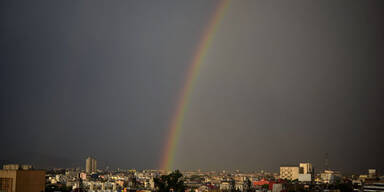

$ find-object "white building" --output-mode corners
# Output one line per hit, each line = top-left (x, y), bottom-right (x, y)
(280, 166), (299, 180)
(272, 183), (283, 192)
(298, 174), (312, 182)
(298, 163), (314, 182)
(220, 182), (230, 190)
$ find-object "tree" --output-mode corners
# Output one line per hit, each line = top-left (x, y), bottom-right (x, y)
(154, 170), (186, 192)
(244, 177), (253, 192)
(229, 178), (236, 192)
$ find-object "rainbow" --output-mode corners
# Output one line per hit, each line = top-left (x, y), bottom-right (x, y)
(160, 0), (231, 171)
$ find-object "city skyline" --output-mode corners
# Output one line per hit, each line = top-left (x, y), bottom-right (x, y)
(1, 0), (384, 174)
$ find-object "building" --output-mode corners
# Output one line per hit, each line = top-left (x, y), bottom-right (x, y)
(2, 165), (20, 171)
(86, 157), (97, 174)
(298, 174), (312, 182)
(2, 164), (32, 171)
(299, 163), (313, 174)
(219, 182), (230, 191)
(92, 158), (97, 173)
(272, 183), (283, 192)
(363, 182), (384, 192)
(86, 157), (91, 173)
(280, 166), (299, 180)
(298, 163), (314, 182)
(368, 169), (377, 178)
(320, 170), (341, 184)
(0, 169), (45, 192)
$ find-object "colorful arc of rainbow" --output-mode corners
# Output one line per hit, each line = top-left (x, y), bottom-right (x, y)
(160, 0), (230, 171)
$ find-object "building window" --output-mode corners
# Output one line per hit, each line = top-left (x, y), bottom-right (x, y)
(0, 178), (13, 192)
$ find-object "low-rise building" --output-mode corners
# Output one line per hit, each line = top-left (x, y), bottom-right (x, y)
(280, 166), (299, 180)
(298, 174), (312, 182)
(368, 169), (377, 179)
(363, 182), (384, 192)
(320, 170), (341, 184)
(219, 182), (230, 190)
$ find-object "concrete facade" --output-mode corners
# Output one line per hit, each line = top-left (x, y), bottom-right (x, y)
(280, 166), (299, 180)
(0, 170), (45, 192)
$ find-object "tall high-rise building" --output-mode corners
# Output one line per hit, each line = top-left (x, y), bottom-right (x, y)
(86, 157), (91, 173)
(86, 157), (97, 174)
(92, 158), (96, 173)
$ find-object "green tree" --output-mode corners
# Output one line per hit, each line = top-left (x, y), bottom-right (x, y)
(154, 170), (186, 192)
(244, 177), (253, 192)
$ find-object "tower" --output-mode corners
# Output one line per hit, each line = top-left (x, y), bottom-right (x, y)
(86, 157), (97, 173)
(324, 153), (329, 170)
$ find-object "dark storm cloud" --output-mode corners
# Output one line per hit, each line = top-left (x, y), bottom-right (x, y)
(0, 0), (217, 169)
(1, 0), (383, 174)
(176, 0), (384, 174)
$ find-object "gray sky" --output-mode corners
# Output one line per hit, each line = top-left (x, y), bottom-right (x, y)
(1, 0), (383, 174)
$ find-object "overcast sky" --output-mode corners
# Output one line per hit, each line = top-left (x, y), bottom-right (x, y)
(1, 0), (384, 174)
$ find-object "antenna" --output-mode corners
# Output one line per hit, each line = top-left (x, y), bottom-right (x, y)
(324, 153), (329, 170)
